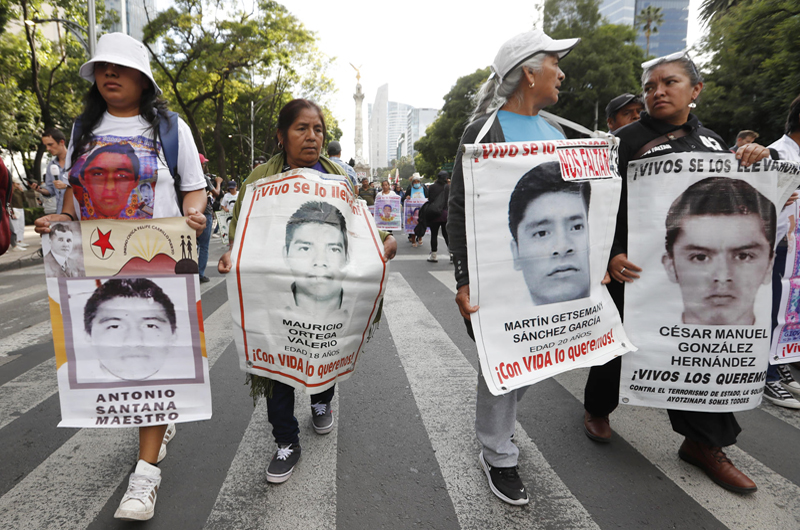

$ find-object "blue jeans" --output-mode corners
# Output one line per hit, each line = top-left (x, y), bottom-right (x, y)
(198, 212), (213, 277)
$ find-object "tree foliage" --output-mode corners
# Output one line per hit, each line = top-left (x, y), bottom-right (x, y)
(413, 67), (489, 177)
(544, 0), (646, 132)
(635, 5), (664, 56)
(696, 0), (800, 145)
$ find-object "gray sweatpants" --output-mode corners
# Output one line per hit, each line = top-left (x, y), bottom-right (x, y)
(475, 370), (528, 468)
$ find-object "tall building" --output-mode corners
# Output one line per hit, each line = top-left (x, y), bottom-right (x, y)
(388, 101), (413, 161)
(106, 0), (155, 42)
(600, 0), (689, 56)
(406, 108), (439, 159)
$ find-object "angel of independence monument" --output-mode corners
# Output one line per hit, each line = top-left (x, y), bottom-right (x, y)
(350, 64), (371, 180)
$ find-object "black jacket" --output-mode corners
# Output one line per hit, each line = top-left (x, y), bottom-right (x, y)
(607, 111), (729, 312)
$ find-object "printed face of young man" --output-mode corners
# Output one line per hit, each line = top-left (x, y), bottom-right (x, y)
(511, 191), (591, 306)
(83, 152), (138, 217)
(50, 229), (74, 259)
(285, 223), (347, 304)
(88, 296), (175, 380)
(662, 214), (772, 325)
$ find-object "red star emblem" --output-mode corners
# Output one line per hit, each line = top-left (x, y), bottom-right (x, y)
(92, 229), (115, 257)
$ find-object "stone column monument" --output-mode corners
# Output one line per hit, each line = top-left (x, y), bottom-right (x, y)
(350, 64), (370, 180)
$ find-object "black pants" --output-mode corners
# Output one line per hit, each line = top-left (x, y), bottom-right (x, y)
(267, 381), (335, 445)
(429, 221), (449, 253)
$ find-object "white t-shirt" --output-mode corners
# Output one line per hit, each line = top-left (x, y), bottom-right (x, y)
(378, 190), (399, 198)
(66, 112), (205, 220)
(221, 192), (238, 211)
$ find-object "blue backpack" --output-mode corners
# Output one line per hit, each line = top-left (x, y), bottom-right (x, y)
(71, 111), (184, 212)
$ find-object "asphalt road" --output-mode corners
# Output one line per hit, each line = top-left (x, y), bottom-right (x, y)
(0, 233), (799, 529)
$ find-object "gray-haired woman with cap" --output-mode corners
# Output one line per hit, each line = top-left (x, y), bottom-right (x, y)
(34, 32), (208, 521)
(446, 28), (580, 506)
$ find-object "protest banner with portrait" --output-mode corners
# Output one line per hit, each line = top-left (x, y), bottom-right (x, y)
(44, 218), (212, 428)
(227, 169), (388, 394)
(462, 138), (635, 395)
(768, 161), (800, 364)
(404, 198), (427, 235)
(215, 210), (233, 245)
(619, 153), (800, 412)
(374, 194), (402, 230)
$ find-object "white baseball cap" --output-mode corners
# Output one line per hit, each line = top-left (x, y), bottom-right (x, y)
(79, 32), (161, 95)
(490, 29), (580, 83)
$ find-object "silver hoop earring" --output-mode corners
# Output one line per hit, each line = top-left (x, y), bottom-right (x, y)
(529, 82), (535, 88)
(688, 101), (697, 109)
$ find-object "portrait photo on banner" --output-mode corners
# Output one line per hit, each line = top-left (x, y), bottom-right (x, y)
(628, 173), (776, 329)
(59, 275), (205, 389)
(42, 222), (86, 278)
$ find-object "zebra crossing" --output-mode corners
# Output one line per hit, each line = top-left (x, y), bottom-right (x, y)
(0, 259), (799, 529)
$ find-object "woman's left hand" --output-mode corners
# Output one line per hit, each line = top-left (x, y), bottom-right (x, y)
(602, 271), (611, 285)
(736, 143), (771, 167)
(184, 207), (207, 236)
(383, 234), (397, 261)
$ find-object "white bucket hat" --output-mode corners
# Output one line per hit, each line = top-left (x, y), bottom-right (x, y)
(79, 32), (161, 95)
(490, 29), (580, 84)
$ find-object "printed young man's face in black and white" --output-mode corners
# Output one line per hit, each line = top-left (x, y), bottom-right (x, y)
(662, 214), (772, 325)
(511, 191), (591, 306)
(88, 296), (175, 380)
(285, 223), (347, 304)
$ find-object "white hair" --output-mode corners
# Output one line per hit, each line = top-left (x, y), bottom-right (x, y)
(469, 53), (549, 124)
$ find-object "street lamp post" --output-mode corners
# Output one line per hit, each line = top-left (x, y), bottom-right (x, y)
(87, 0), (97, 56)
(28, 17), (92, 56)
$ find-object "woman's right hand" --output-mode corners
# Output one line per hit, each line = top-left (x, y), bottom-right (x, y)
(455, 284), (479, 320)
(218, 250), (232, 274)
(609, 253), (642, 283)
(34, 213), (73, 235)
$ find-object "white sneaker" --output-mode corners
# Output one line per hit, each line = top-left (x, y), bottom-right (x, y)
(114, 460), (161, 521)
(12, 245), (25, 252)
(427, 252), (438, 263)
(157, 423), (177, 463)
(776, 364), (800, 398)
(15, 242), (28, 249)
(763, 381), (800, 409)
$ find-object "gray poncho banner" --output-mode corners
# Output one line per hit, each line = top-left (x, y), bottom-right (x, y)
(620, 153), (800, 412)
(462, 138), (635, 396)
(227, 169), (387, 394)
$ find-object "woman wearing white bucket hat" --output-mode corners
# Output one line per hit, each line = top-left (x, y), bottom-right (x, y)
(34, 32), (208, 521)
(447, 28), (580, 506)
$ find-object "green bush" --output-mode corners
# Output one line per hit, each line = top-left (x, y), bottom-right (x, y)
(24, 207), (45, 225)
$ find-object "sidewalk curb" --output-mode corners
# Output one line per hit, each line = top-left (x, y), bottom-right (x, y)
(0, 253), (44, 273)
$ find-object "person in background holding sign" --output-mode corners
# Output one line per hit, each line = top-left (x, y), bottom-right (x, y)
(33, 32), (207, 521)
(582, 50), (774, 494)
(358, 177), (376, 205)
(447, 29), (580, 506)
(405, 174), (427, 247)
(765, 94), (800, 406)
(218, 98), (396, 485)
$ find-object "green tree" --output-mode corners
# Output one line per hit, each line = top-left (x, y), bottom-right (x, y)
(544, 0), (646, 131)
(696, 0), (800, 145)
(413, 67), (488, 177)
(699, 0), (740, 22)
(635, 5), (664, 57)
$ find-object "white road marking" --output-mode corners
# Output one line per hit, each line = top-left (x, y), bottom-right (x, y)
(384, 273), (598, 529)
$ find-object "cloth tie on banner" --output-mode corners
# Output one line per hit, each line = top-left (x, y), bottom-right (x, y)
(462, 137), (635, 395)
(620, 153), (800, 412)
(228, 169), (387, 394)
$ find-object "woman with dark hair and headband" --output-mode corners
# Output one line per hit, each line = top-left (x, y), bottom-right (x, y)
(34, 32), (207, 521)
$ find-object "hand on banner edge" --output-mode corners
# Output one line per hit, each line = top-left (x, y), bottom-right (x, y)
(184, 206), (207, 236)
(609, 253), (642, 284)
(735, 143), (771, 167)
(34, 213), (74, 235)
(785, 191), (799, 209)
(382, 234), (397, 261)
(218, 250), (233, 274)
(602, 271), (611, 285)
(456, 284), (479, 320)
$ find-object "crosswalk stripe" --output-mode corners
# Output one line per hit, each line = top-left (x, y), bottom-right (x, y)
(205, 393), (339, 530)
(554, 368), (800, 529)
(1, 264), (45, 276)
(0, 357), (57, 430)
(429, 270), (457, 294)
(0, 321), (52, 357)
(0, 301), (233, 530)
(0, 284), (47, 306)
(384, 272), (599, 528)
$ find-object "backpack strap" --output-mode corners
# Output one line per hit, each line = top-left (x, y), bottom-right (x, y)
(157, 111), (183, 213)
(632, 128), (690, 159)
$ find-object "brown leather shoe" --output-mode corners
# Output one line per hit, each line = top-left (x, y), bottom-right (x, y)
(678, 438), (757, 494)
(583, 411), (612, 443)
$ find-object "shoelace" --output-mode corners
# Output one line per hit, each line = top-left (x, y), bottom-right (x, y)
(776, 364), (794, 383)
(496, 466), (521, 481)
(311, 403), (328, 416)
(709, 447), (732, 465)
(124, 474), (159, 502)
(276, 446), (294, 460)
